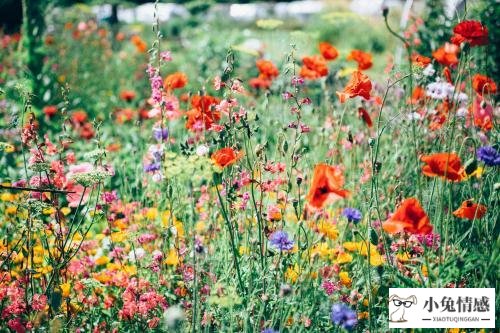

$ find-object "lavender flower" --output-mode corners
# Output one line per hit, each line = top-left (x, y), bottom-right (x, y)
(153, 127), (169, 141)
(342, 208), (362, 224)
(144, 162), (161, 172)
(330, 303), (357, 330)
(261, 329), (278, 333)
(477, 146), (500, 167)
(269, 231), (294, 251)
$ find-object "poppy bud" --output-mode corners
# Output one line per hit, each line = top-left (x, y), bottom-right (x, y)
(382, 5), (389, 18)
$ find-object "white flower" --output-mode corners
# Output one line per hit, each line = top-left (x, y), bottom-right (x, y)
(457, 107), (468, 118)
(196, 145), (209, 156)
(128, 248), (146, 262)
(408, 112), (422, 121)
(426, 81), (454, 100)
(423, 64), (435, 76)
(163, 305), (185, 329)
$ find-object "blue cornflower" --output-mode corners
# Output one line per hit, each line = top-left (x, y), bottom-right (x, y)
(269, 231), (294, 251)
(477, 146), (500, 167)
(330, 303), (357, 330)
(153, 127), (169, 141)
(342, 207), (362, 224)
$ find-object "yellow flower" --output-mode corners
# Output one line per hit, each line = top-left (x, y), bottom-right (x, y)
(422, 265), (428, 277)
(339, 271), (351, 287)
(310, 242), (335, 260)
(60, 207), (71, 215)
(369, 253), (384, 266)
(239, 246), (250, 256)
(95, 256), (110, 266)
(146, 207), (158, 220)
(358, 311), (369, 319)
(60, 282), (71, 298)
(1, 192), (15, 202)
(5, 206), (17, 215)
(195, 221), (207, 233)
(336, 252), (353, 264)
(285, 264), (301, 283)
(396, 252), (411, 262)
(165, 248), (180, 266)
(111, 231), (127, 243)
(42, 207), (56, 215)
(316, 220), (339, 240)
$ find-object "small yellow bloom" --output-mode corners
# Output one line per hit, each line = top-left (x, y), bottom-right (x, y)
(95, 256), (110, 266)
(339, 271), (351, 287)
(285, 264), (301, 283)
(165, 248), (180, 266)
(336, 252), (353, 264)
(60, 282), (71, 298)
(1, 192), (15, 202)
(60, 207), (71, 215)
(146, 207), (158, 220)
(239, 246), (250, 256)
(42, 207), (56, 215)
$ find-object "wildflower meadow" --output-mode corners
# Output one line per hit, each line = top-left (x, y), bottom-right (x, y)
(0, 0), (498, 332)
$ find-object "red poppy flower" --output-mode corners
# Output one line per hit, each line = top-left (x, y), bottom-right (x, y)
(432, 43), (459, 67)
(472, 74), (497, 96)
(319, 42), (339, 61)
(43, 105), (57, 117)
(306, 164), (349, 209)
(346, 50), (373, 70)
(453, 200), (487, 220)
(211, 147), (243, 169)
(382, 198), (433, 235)
(300, 55), (328, 80)
(71, 111), (88, 125)
(164, 72), (188, 90)
(185, 95), (220, 131)
(358, 107), (373, 128)
(451, 20), (488, 46)
(336, 70), (372, 103)
(421, 152), (464, 182)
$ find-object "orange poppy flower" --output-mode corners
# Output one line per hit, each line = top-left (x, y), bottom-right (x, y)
(185, 95), (220, 131)
(120, 90), (136, 102)
(346, 50), (373, 70)
(421, 152), (464, 182)
(211, 147), (244, 169)
(382, 198), (433, 235)
(453, 200), (487, 220)
(336, 70), (372, 103)
(249, 75), (272, 89)
(130, 35), (147, 53)
(408, 86), (426, 105)
(451, 20), (488, 47)
(432, 43), (459, 67)
(300, 55), (328, 80)
(306, 164), (349, 209)
(411, 53), (431, 67)
(472, 74), (497, 96)
(319, 42), (339, 61)
(256, 59), (279, 79)
(72, 111), (88, 124)
(164, 72), (188, 90)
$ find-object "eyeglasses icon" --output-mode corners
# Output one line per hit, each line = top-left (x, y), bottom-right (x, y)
(393, 299), (413, 308)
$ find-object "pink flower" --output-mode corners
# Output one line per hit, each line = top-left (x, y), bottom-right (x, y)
(160, 51), (172, 62)
(31, 294), (47, 311)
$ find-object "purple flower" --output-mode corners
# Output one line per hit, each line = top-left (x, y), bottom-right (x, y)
(153, 127), (169, 141)
(144, 162), (161, 172)
(269, 231), (294, 251)
(291, 76), (304, 86)
(342, 208), (362, 223)
(262, 329), (278, 333)
(477, 146), (500, 167)
(282, 91), (293, 100)
(330, 303), (357, 330)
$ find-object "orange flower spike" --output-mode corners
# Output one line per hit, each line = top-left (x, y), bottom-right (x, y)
(306, 164), (350, 209)
(211, 147), (244, 169)
(336, 70), (372, 103)
(319, 42), (339, 61)
(382, 198), (432, 235)
(346, 50), (373, 70)
(420, 152), (464, 182)
(453, 200), (487, 220)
